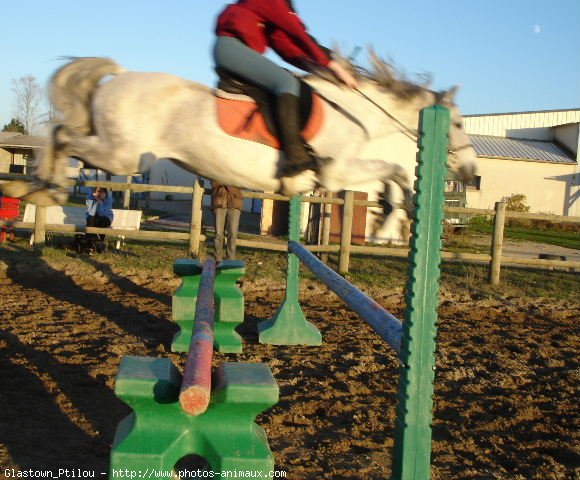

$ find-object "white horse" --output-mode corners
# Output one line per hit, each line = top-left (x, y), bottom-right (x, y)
(3, 56), (476, 232)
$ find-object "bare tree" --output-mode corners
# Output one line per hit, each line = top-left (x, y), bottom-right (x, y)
(11, 75), (43, 135)
(40, 86), (57, 129)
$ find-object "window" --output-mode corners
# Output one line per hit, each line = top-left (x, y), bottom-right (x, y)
(466, 175), (481, 190)
(445, 180), (465, 193)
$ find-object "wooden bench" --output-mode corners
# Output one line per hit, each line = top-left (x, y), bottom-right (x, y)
(23, 204), (142, 249)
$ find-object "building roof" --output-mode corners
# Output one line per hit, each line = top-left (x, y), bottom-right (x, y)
(464, 108), (580, 118)
(469, 135), (576, 164)
(0, 132), (21, 141)
(0, 133), (46, 148)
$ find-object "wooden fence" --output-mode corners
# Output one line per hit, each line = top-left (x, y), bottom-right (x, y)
(1, 174), (579, 283)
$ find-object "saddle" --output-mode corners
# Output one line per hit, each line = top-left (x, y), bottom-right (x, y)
(214, 67), (323, 149)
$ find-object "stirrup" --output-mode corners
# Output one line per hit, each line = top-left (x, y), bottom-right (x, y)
(303, 143), (332, 173)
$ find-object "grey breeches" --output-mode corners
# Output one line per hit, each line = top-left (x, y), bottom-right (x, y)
(213, 36), (300, 96)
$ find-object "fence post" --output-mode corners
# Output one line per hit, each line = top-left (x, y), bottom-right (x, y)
(320, 190), (332, 263)
(189, 179), (203, 257)
(489, 201), (506, 285)
(338, 190), (354, 275)
(123, 175), (131, 209)
(33, 205), (46, 250)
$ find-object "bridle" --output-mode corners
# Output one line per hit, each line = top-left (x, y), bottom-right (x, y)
(311, 80), (471, 159)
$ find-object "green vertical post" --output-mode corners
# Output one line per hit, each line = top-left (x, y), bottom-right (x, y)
(258, 195), (321, 345)
(392, 106), (449, 479)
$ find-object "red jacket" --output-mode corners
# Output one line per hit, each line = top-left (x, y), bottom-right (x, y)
(215, 0), (331, 68)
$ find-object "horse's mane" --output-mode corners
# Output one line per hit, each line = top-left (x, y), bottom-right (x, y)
(309, 48), (433, 102)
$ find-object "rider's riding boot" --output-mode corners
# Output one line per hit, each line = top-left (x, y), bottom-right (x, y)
(275, 93), (320, 177)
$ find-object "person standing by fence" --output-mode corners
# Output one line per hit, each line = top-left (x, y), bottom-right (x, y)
(211, 181), (243, 262)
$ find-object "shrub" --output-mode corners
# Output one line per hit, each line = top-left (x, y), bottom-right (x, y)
(503, 193), (530, 227)
(469, 214), (492, 226)
(503, 193), (530, 213)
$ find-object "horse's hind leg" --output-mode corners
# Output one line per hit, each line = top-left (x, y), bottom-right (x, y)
(22, 128), (137, 206)
(21, 126), (82, 205)
(55, 128), (141, 176)
(0, 126), (69, 204)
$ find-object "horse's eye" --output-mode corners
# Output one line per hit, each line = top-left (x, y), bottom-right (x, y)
(454, 121), (463, 129)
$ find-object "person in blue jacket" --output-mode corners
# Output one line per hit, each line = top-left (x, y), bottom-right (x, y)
(86, 187), (114, 253)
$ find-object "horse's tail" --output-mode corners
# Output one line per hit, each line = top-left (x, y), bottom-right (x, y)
(50, 57), (125, 133)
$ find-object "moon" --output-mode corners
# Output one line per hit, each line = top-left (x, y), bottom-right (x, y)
(533, 24), (542, 34)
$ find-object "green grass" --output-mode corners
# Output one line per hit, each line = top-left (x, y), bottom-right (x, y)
(468, 224), (579, 249)
(3, 226), (578, 302)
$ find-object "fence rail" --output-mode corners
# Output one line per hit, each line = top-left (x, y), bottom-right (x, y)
(1, 174), (578, 282)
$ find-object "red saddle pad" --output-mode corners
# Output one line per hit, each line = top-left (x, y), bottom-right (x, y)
(216, 94), (324, 149)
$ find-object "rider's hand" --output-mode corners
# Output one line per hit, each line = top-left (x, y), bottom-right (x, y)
(328, 60), (358, 89)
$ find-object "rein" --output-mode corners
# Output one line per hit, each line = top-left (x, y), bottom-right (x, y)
(355, 89), (418, 142)
(312, 88), (370, 138)
(310, 78), (418, 143)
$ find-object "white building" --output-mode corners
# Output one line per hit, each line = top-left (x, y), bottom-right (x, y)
(463, 109), (579, 217)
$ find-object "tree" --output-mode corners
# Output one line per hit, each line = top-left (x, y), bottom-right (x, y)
(40, 85), (56, 125)
(11, 75), (42, 135)
(1, 118), (27, 134)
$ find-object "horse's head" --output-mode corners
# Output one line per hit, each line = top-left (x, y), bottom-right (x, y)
(436, 86), (477, 182)
(346, 50), (478, 183)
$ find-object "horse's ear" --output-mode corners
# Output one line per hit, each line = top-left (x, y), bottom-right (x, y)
(439, 85), (461, 105)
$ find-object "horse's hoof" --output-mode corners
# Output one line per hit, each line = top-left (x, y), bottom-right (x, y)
(1, 180), (31, 198)
(279, 171), (317, 197)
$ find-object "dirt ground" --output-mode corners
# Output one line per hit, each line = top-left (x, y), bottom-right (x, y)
(0, 245), (578, 479)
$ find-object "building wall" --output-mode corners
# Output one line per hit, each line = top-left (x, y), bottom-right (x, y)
(463, 110), (580, 139)
(554, 124), (579, 155)
(466, 157), (578, 216)
(149, 159), (197, 201)
(148, 159), (257, 212)
(0, 146), (36, 173)
(0, 148), (11, 173)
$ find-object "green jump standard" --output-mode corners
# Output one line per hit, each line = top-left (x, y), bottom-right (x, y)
(172, 259), (245, 353)
(110, 356), (279, 476)
(258, 196), (322, 346)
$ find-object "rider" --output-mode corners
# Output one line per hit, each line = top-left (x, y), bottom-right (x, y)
(214, 0), (358, 178)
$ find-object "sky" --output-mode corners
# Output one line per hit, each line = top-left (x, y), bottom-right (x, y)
(1, 0), (579, 133)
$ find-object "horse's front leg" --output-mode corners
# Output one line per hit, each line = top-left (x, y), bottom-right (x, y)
(321, 157), (414, 241)
(322, 157), (413, 202)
